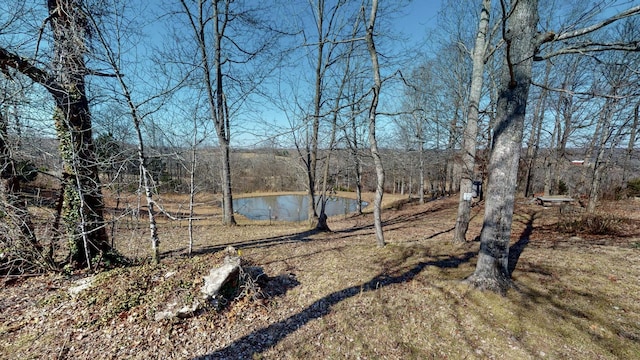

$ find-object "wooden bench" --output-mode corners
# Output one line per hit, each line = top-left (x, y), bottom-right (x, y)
(535, 196), (575, 207)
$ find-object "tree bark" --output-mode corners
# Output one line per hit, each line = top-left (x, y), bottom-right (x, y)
(453, 0), (491, 244)
(466, 0), (538, 293)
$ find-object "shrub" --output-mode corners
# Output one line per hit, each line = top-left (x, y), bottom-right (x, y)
(627, 178), (640, 197)
(558, 180), (568, 195)
(557, 214), (622, 236)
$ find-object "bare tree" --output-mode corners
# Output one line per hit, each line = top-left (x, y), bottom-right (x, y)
(467, 0), (640, 292)
(176, 0), (279, 225)
(365, 0), (385, 247)
(316, 7), (365, 231)
(341, 76), (368, 214)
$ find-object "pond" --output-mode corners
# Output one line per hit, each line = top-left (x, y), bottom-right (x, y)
(233, 194), (367, 222)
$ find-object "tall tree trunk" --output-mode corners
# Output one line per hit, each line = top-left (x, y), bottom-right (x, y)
(587, 98), (618, 212)
(213, 2), (236, 226)
(345, 97), (364, 215)
(366, 0), (385, 247)
(622, 102), (639, 188)
(447, 98), (462, 195)
(544, 101), (560, 195)
(189, 129), (198, 255)
(118, 68), (160, 264)
(419, 137), (425, 204)
(182, 0), (236, 225)
(306, 0), (334, 227)
(466, 0), (538, 293)
(317, 119), (337, 232)
(453, 0), (491, 244)
(317, 14), (359, 231)
(49, 0), (111, 269)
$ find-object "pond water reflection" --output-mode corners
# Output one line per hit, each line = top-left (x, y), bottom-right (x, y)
(233, 194), (367, 222)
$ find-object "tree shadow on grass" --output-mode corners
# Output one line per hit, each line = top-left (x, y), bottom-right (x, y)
(161, 229), (322, 259)
(508, 211), (536, 276)
(332, 200), (455, 237)
(192, 251), (476, 359)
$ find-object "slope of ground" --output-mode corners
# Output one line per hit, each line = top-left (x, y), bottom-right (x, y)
(1, 194), (639, 359)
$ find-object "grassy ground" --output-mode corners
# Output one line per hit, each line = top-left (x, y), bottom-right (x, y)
(1, 193), (639, 359)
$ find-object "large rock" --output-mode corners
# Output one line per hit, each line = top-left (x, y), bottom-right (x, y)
(201, 255), (241, 301)
(155, 249), (243, 321)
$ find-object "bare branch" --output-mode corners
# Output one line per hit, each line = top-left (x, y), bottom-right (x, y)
(547, 5), (640, 43)
(531, 81), (639, 99)
(0, 47), (60, 95)
(535, 41), (640, 60)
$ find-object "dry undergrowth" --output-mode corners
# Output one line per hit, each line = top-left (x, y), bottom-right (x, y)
(1, 194), (639, 359)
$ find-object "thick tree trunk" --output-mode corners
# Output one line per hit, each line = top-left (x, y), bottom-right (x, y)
(467, 0), (538, 293)
(49, 0), (112, 269)
(453, 0), (491, 244)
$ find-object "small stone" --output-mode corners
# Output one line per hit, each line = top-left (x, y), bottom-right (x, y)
(68, 276), (94, 297)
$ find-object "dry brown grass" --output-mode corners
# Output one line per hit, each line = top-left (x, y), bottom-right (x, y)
(2, 194), (640, 359)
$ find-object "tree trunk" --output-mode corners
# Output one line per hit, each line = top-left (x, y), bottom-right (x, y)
(544, 100), (560, 196)
(182, 0), (237, 226)
(213, 3), (236, 226)
(623, 102), (639, 188)
(466, 0), (538, 293)
(49, 0), (112, 269)
(587, 98), (618, 212)
(366, 0), (385, 247)
(345, 98), (364, 215)
(419, 139), (425, 204)
(453, 0), (491, 244)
